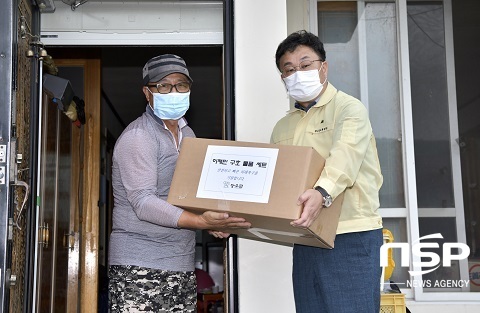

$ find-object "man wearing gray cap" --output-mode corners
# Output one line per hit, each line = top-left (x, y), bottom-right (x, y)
(108, 54), (250, 312)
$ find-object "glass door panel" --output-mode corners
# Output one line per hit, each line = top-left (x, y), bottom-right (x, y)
(364, 1), (404, 209)
(418, 217), (462, 291)
(408, 1), (454, 209)
(363, 0), (409, 289)
(36, 77), (77, 311)
(317, 1), (405, 209)
(408, 0), (472, 294)
(37, 93), (59, 312)
(315, 0), (478, 299)
(317, 1), (360, 98)
(317, 0), (408, 286)
(53, 103), (74, 310)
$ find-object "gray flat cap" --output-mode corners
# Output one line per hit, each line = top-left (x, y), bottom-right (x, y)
(142, 54), (193, 85)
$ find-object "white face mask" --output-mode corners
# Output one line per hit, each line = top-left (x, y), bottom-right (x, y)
(282, 65), (326, 102)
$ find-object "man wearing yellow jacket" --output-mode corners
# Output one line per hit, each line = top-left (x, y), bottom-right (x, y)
(271, 30), (384, 313)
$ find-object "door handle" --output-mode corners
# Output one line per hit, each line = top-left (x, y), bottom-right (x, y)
(39, 222), (49, 248)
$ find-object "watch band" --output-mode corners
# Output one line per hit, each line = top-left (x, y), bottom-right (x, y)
(315, 186), (333, 208)
(315, 186), (329, 197)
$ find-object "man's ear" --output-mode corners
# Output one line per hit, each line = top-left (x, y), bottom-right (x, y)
(142, 86), (150, 101)
(322, 61), (328, 75)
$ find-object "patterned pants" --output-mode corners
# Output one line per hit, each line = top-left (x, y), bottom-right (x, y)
(108, 265), (197, 312)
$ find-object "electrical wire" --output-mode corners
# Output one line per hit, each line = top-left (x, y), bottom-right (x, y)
(13, 179), (30, 230)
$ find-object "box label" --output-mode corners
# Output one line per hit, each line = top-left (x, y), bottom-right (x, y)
(197, 145), (278, 203)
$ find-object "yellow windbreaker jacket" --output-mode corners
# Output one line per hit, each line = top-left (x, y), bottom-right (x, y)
(271, 83), (383, 234)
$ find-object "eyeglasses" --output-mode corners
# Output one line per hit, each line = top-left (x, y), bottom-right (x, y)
(281, 59), (323, 77)
(148, 82), (191, 94)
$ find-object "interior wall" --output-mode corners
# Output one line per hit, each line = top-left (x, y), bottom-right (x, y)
(47, 46), (224, 140)
(99, 46), (224, 140)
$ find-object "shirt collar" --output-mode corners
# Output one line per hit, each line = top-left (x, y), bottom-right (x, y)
(294, 99), (318, 112)
(287, 83), (337, 114)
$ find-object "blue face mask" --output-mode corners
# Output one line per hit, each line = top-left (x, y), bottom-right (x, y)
(149, 91), (190, 120)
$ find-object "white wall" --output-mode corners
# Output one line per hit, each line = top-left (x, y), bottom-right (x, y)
(234, 1), (296, 312)
(234, 1), (289, 144)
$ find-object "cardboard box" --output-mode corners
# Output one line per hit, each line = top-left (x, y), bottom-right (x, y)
(168, 138), (343, 248)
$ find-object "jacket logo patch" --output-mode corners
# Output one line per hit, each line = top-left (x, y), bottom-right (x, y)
(314, 127), (328, 133)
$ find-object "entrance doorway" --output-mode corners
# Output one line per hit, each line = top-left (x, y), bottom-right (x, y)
(46, 45), (227, 311)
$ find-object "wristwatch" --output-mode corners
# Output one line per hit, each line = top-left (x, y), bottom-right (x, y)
(315, 186), (333, 208)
